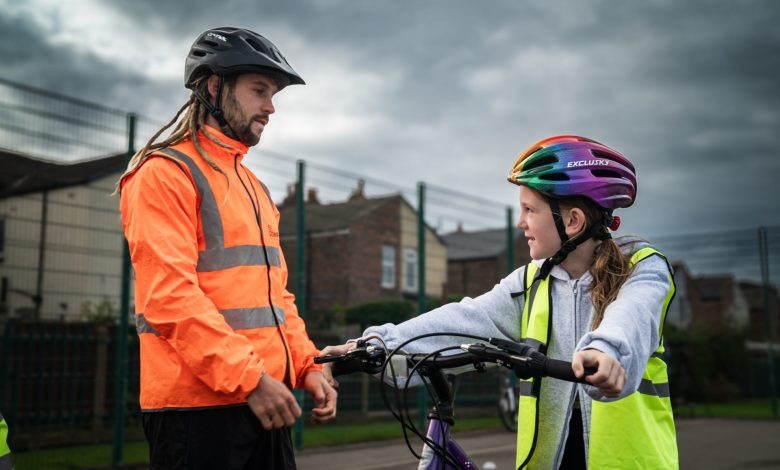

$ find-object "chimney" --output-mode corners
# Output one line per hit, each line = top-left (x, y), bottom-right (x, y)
(307, 188), (320, 205)
(349, 179), (366, 201)
(456, 222), (464, 233)
(280, 183), (296, 207)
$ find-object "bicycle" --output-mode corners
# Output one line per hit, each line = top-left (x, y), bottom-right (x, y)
(315, 334), (595, 470)
(497, 369), (519, 433)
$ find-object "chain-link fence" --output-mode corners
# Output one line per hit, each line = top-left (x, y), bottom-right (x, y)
(1, 77), (779, 468)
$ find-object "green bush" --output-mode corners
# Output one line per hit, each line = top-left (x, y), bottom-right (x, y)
(305, 306), (346, 331)
(344, 300), (416, 330)
(80, 298), (118, 326)
(665, 323), (750, 403)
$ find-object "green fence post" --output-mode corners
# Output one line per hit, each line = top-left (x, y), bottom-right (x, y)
(506, 206), (515, 275)
(113, 113), (135, 468)
(759, 227), (778, 419)
(417, 182), (427, 431)
(294, 160), (306, 448)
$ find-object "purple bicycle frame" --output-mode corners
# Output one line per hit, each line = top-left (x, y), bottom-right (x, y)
(418, 417), (478, 470)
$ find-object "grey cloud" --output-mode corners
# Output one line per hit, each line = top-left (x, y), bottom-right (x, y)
(1, 0), (778, 237)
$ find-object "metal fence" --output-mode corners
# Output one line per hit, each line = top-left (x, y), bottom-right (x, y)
(1, 76), (779, 469)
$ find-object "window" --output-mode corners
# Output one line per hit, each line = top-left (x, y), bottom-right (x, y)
(404, 248), (417, 292)
(381, 245), (396, 288)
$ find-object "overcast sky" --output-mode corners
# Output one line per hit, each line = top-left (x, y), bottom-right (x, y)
(1, 0), (779, 240)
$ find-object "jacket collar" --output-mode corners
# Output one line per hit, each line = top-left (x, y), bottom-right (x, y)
(195, 124), (249, 160)
(530, 258), (593, 284)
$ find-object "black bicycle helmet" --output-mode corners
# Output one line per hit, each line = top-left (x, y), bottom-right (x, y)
(185, 27), (305, 90)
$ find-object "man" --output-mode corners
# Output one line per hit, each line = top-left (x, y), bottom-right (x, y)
(119, 27), (336, 469)
(0, 411), (10, 470)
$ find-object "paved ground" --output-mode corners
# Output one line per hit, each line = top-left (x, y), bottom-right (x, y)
(295, 418), (780, 469)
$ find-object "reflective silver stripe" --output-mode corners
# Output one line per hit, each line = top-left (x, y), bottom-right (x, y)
(518, 380), (536, 397)
(258, 181), (272, 201)
(637, 379), (670, 398)
(136, 314), (161, 336)
(520, 338), (543, 350)
(135, 307), (285, 335)
(156, 149), (281, 273)
(197, 245), (281, 272)
(157, 148), (224, 251)
(220, 307), (286, 329)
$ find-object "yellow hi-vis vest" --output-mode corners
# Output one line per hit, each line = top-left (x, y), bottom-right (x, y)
(515, 247), (678, 469)
(0, 412), (11, 470)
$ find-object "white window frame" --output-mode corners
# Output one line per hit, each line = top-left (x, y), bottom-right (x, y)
(403, 248), (417, 292)
(381, 245), (396, 288)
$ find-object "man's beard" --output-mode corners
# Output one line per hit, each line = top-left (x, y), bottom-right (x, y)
(222, 89), (264, 147)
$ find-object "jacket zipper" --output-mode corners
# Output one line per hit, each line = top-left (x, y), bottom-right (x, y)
(233, 156), (293, 389)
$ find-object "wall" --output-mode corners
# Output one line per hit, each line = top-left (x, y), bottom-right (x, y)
(0, 173), (126, 322)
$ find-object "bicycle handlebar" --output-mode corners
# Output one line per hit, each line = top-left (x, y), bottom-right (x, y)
(314, 339), (596, 384)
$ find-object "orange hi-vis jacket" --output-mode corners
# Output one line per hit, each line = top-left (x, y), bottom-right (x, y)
(120, 126), (321, 411)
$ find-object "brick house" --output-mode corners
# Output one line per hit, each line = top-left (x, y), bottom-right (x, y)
(278, 185), (447, 312)
(441, 226), (530, 299)
(686, 275), (750, 330)
(666, 262), (693, 330)
(667, 262), (780, 343)
(739, 281), (780, 344)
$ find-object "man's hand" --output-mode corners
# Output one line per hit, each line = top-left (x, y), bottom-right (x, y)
(302, 370), (338, 424)
(247, 373), (302, 430)
(571, 349), (626, 398)
(318, 342), (358, 388)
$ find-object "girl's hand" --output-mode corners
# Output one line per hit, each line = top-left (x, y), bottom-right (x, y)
(572, 349), (626, 398)
(318, 342), (358, 388)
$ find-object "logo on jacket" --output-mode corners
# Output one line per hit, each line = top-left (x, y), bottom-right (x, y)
(267, 225), (279, 238)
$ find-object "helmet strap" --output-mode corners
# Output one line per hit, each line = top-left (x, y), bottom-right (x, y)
(542, 206), (613, 273)
(548, 198), (569, 244)
(193, 75), (241, 142)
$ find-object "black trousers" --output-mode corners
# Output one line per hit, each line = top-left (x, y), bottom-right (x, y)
(559, 408), (586, 470)
(142, 406), (296, 470)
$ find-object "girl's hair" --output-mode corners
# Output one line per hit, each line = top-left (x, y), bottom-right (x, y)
(558, 196), (637, 329)
(114, 75), (237, 192)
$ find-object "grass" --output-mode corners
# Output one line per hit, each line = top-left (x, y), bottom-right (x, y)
(11, 416), (504, 469)
(13, 441), (149, 470)
(679, 399), (780, 420)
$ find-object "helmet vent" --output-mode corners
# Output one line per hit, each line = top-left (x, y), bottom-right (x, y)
(539, 173), (569, 181)
(245, 37), (270, 54)
(591, 169), (621, 178)
(192, 50), (207, 58)
(522, 155), (558, 172)
(203, 40), (219, 48)
(591, 150), (619, 162)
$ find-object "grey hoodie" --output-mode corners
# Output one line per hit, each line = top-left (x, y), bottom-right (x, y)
(362, 240), (673, 469)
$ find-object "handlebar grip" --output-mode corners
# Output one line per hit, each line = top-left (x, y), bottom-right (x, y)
(313, 355), (342, 364)
(331, 358), (364, 377)
(544, 358), (596, 384)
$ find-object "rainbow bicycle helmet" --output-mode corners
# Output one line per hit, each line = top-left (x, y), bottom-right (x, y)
(507, 135), (636, 210)
(507, 136), (638, 276)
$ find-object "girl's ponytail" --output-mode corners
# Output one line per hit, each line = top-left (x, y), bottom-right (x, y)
(590, 237), (635, 329)
(559, 196), (636, 329)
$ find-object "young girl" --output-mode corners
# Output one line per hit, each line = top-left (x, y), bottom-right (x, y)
(322, 135), (678, 469)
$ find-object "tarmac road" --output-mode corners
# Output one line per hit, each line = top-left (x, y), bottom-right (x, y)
(295, 418), (780, 470)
